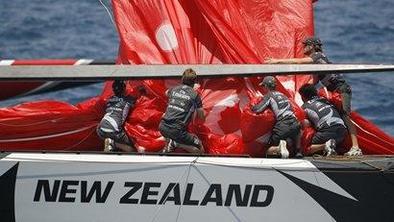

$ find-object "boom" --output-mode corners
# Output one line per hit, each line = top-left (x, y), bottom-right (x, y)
(0, 64), (393, 81)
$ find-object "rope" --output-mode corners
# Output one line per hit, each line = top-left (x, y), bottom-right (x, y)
(98, 0), (116, 29)
(63, 125), (97, 150)
(0, 117), (65, 127)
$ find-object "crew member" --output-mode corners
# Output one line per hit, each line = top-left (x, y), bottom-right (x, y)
(97, 80), (145, 152)
(265, 36), (362, 156)
(252, 76), (302, 158)
(159, 68), (205, 154)
(299, 84), (347, 156)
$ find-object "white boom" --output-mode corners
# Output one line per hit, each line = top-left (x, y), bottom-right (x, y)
(0, 64), (393, 81)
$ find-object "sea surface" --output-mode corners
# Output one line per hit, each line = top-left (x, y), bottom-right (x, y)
(0, 0), (393, 136)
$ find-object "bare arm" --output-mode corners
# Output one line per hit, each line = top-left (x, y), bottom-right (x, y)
(265, 57), (313, 64)
(302, 119), (311, 128)
(194, 93), (205, 121)
(252, 96), (270, 113)
(196, 108), (205, 121)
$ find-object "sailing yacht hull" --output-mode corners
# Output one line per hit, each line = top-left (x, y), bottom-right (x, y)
(0, 153), (393, 222)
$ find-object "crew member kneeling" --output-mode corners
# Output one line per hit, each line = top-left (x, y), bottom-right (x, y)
(299, 84), (347, 156)
(252, 76), (302, 158)
(97, 80), (144, 152)
(159, 68), (205, 154)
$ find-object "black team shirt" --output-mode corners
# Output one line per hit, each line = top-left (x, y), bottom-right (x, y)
(162, 84), (203, 129)
(311, 52), (347, 91)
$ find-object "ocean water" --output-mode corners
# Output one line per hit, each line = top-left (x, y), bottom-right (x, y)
(314, 1), (394, 136)
(0, 0), (393, 136)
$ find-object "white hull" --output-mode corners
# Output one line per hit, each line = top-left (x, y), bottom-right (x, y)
(0, 153), (393, 222)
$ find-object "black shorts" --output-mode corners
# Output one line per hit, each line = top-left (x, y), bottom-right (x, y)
(269, 116), (301, 146)
(96, 126), (132, 145)
(312, 124), (347, 144)
(159, 121), (201, 148)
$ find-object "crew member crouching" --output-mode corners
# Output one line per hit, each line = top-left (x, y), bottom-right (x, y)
(159, 68), (205, 154)
(299, 84), (347, 156)
(97, 80), (145, 152)
(252, 76), (302, 158)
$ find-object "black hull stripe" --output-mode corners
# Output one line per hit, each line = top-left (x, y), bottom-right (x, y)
(0, 163), (18, 222)
(278, 168), (394, 221)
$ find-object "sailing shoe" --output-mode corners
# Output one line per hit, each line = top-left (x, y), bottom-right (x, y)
(279, 140), (289, 159)
(162, 139), (176, 153)
(324, 139), (337, 156)
(345, 147), (363, 156)
(104, 138), (115, 152)
(295, 152), (304, 159)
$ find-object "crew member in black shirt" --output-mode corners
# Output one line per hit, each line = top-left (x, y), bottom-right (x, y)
(299, 84), (347, 156)
(159, 68), (205, 154)
(97, 80), (145, 152)
(252, 76), (302, 158)
(265, 36), (362, 156)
